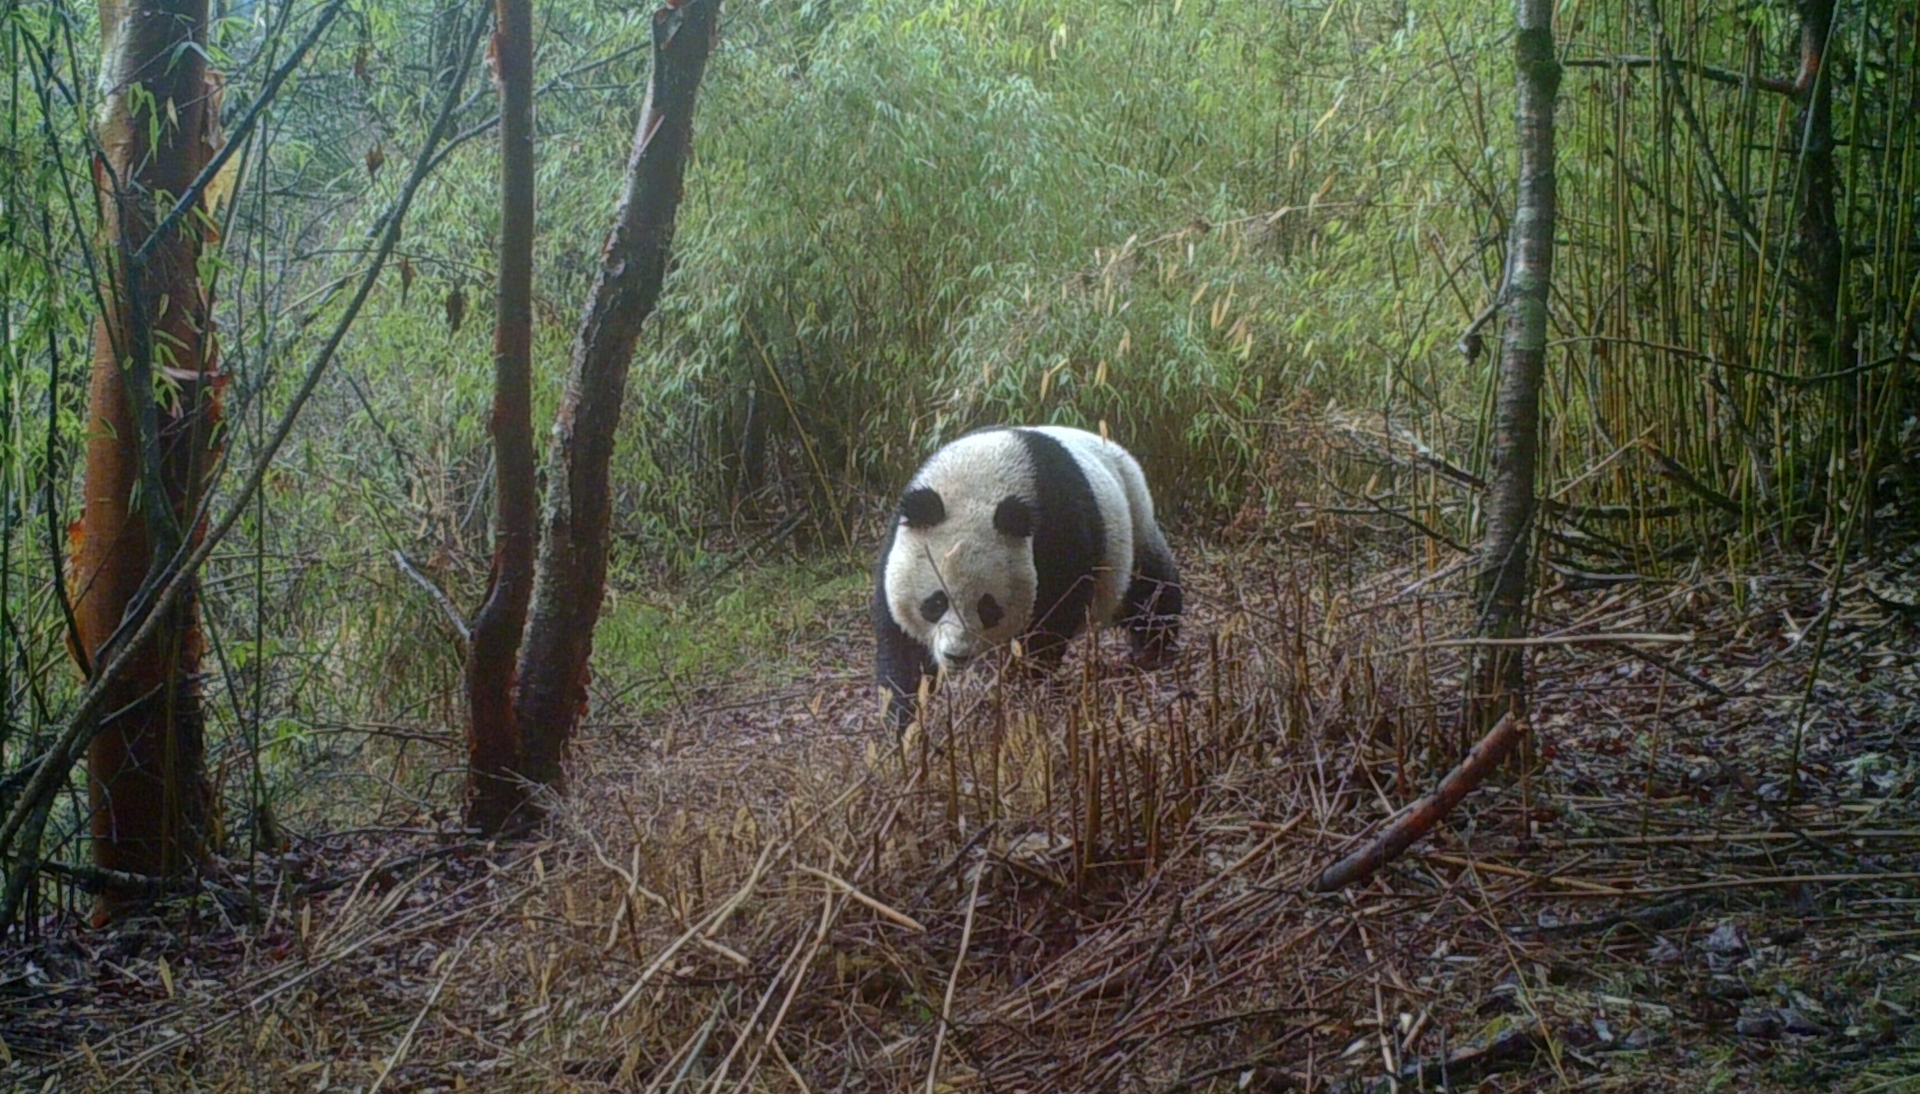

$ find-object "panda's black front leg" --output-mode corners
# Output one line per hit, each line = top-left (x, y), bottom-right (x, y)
(1121, 538), (1183, 667)
(874, 583), (934, 732)
(1020, 574), (1099, 678)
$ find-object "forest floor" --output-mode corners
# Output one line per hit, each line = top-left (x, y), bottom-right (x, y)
(5, 512), (1920, 1092)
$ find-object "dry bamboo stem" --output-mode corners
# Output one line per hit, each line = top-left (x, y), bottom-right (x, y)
(795, 863), (926, 933)
(609, 779), (863, 1016)
(367, 906), (504, 1094)
(926, 860), (985, 1094)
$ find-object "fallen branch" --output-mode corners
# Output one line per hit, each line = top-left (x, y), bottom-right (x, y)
(1542, 870), (1920, 899)
(1561, 54), (1798, 96)
(1390, 632), (1693, 654)
(1309, 713), (1525, 892)
(1649, 450), (1745, 517)
(1507, 897), (1698, 939)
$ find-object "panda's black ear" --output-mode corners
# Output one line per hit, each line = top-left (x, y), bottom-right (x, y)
(994, 496), (1034, 539)
(900, 487), (946, 529)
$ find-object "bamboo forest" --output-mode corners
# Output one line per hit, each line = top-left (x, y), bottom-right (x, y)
(1, 0), (1917, 1088)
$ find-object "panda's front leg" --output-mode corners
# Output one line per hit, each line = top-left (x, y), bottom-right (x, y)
(875, 586), (935, 733)
(1015, 574), (1102, 679)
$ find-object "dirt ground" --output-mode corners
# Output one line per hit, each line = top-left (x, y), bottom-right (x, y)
(4, 517), (1919, 1092)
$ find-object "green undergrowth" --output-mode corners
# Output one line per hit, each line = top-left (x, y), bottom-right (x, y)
(594, 555), (870, 713)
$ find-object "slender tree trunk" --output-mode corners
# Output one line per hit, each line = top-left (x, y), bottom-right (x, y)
(515, 0), (718, 789)
(466, 0), (539, 835)
(1793, 0), (1843, 380)
(75, 0), (223, 921)
(1466, 0), (1558, 739)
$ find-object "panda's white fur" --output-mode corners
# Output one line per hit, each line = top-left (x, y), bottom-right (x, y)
(873, 426), (1180, 726)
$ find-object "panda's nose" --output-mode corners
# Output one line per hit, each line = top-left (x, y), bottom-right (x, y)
(944, 652), (974, 670)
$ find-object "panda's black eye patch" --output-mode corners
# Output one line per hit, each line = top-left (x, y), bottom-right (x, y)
(977, 594), (1004, 629)
(920, 591), (949, 623)
(993, 496), (1034, 538)
(900, 487), (946, 529)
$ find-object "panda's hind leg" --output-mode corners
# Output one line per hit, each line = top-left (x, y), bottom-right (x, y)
(1121, 535), (1182, 668)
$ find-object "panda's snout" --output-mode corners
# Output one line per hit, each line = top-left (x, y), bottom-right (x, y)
(943, 650), (976, 670)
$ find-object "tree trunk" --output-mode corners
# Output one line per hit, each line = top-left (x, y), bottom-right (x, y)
(465, 0), (540, 835)
(1793, 0), (1843, 379)
(1466, 0), (1557, 739)
(75, 0), (223, 921)
(515, 0), (718, 789)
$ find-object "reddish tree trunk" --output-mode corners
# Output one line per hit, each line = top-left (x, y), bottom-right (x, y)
(1466, 0), (1557, 738)
(75, 0), (223, 920)
(466, 0), (540, 835)
(515, 0), (718, 789)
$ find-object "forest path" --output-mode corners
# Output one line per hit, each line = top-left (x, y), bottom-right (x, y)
(7, 537), (1920, 1092)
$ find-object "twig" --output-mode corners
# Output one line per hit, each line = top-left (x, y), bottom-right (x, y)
(927, 859), (985, 1094)
(1546, 828), (1920, 848)
(1458, 296), (1500, 357)
(1121, 894), (1184, 1019)
(910, 821), (996, 907)
(1648, 450), (1744, 517)
(795, 863), (926, 933)
(702, 903), (827, 1091)
(1621, 644), (1726, 696)
(1638, 0), (1808, 299)
(731, 892), (846, 1092)
(1561, 54), (1797, 96)
(367, 906), (503, 1094)
(1310, 714), (1525, 892)
(37, 859), (203, 896)
(1507, 898), (1697, 939)
(1540, 871), (1920, 899)
(649, 988), (734, 1094)
(392, 550), (471, 644)
(128, 0), (352, 269)
(607, 779), (865, 1016)
(1419, 852), (1623, 894)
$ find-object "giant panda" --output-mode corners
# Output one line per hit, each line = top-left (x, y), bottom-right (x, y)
(873, 425), (1182, 728)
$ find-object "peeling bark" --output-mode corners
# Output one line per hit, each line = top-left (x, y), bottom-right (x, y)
(76, 0), (223, 921)
(515, 0), (718, 790)
(1466, 0), (1557, 738)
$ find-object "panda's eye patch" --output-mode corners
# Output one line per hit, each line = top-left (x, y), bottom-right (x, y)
(900, 487), (946, 529)
(920, 591), (949, 623)
(977, 594), (1005, 629)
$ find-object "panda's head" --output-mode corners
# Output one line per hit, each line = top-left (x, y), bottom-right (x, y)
(884, 460), (1038, 672)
